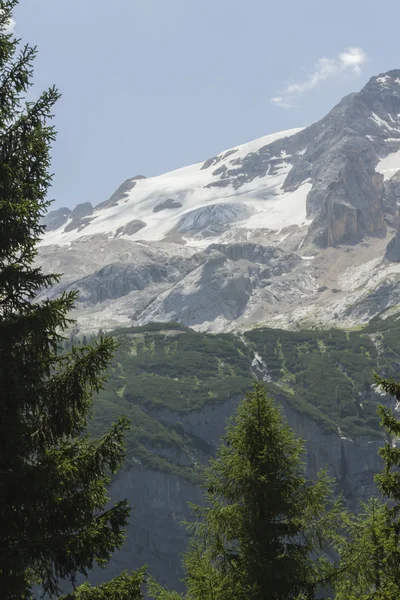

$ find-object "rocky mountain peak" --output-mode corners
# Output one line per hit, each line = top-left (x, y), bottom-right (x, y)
(40, 206), (71, 232)
(36, 71), (400, 336)
(361, 69), (400, 100)
(278, 70), (400, 248)
(95, 176), (146, 211)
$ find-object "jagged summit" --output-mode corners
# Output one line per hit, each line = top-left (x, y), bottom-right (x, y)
(41, 69), (400, 251)
(37, 71), (400, 334)
(40, 126), (305, 248)
(364, 69), (400, 91)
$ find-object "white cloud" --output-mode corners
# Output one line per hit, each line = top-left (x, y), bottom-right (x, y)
(5, 17), (16, 33)
(339, 47), (367, 74)
(271, 47), (368, 109)
(271, 96), (293, 109)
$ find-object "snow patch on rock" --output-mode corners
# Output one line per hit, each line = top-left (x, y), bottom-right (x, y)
(376, 149), (400, 180)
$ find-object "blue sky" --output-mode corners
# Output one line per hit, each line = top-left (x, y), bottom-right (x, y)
(13, 0), (400, 209)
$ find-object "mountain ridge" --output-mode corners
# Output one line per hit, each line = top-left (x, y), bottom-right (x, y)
(37, 70), (400, 335)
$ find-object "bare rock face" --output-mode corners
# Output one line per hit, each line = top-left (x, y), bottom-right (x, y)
(176, 203), (251, 238)
(284, 76), (400, 247)
(307, 156), (385, 248)
(383, 172), (400, 261)
(303, 71), (400, 246)
(114, 219), (147, 237)
(137, 244), (305, 328)
(203, 70), (400, 248)
(95, 175), (146, 211)
(64, 202), (94, 233)
(71, 202), (93, 219)
(385, 231), (400, 261)
(383, 170), (400, 228)
(40, 206), (71, 231)
(153, 199), (183, 213)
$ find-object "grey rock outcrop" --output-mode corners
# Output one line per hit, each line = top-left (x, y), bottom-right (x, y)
(71, 202), (93, 219)
(95, 175), (146, 211)
(199, 70), (400, 248)
(386, 231), (400, 261)
(76, 262), (173, 303)
(153, 199), (183, 213)
(382, 170), (400, 228)
(37, 236), (320, 333)
(138, 244), (310, 328)
(64, 202), (94, 233)
(114, 219), (147, 237)
(291, 71), (400, 246)
(41, 250), (199, 306)
(203, 242), (301, 270)
(40, 206), (71, 231)
(344, 277), (400, 320)
(176, 203), (251, 237)
(68, 262), (182, 304)
(201, 148), (239, 170)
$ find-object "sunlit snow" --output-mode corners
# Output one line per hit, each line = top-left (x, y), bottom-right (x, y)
(376, 149), (400, 180)
(40, 127), (307, 248)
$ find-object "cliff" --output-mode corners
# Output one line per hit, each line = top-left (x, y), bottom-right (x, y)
(86, 393), (383, 591)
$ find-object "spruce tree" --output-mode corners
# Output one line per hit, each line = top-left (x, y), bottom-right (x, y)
(149, 383), (340, 600)
(331, 374), (400, 599)
(0, 2), (143, 598)
(331, 498), (395, 600)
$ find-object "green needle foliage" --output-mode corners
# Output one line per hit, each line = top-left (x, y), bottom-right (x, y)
(149, 383), (340, 600)
(331, 375), (400, 599)
(60, 569), (147, 600)
(0, 2), (143, 598)
(331, 498), (395, 600)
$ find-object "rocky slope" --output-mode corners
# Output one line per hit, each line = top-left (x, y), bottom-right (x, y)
(37, 70), (400, 336)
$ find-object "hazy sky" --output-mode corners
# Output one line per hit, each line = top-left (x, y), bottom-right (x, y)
(13, 0), (400, 210)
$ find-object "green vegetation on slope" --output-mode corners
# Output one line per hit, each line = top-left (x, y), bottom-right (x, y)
(91, 325), (251, 480)
(245, 326), (379, 438)
(91, 314), (400, 481)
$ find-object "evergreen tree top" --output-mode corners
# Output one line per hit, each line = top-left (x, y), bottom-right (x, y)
(150, 383), (341, 600)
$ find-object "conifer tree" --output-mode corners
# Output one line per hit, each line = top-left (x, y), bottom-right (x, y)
(149, 383), (340, 600)
(0, 2), (143, 598)
(331, 498), (395, 600)
(331, 374), (400, 599)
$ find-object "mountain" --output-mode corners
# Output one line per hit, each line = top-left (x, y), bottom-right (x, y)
(38, 70), (400, 336)
(37, 70), (400, 592)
